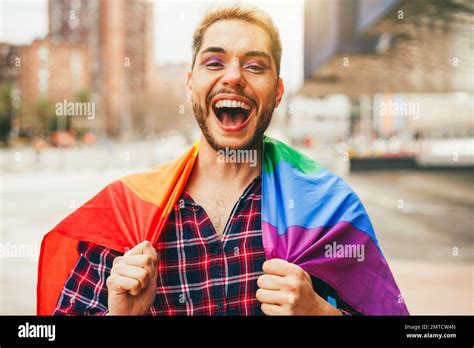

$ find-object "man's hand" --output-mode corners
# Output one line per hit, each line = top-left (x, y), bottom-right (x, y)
(256, 258), (342, 316)
(106, 241), (158, 315)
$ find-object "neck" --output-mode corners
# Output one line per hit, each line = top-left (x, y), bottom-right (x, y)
(193, 134), (263, 189)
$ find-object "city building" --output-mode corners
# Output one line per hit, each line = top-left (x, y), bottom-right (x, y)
(296, 0), (473, 167)
(48, 0), (154, 138)
(0, 38), (89, 137)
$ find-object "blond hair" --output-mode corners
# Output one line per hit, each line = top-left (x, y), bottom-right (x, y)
(191, 6), (282, 76)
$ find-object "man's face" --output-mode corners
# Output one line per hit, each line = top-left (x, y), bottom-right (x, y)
(187, 19), (284, 151)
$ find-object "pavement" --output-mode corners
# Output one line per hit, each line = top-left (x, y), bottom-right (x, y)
(390, 258), (473, 315)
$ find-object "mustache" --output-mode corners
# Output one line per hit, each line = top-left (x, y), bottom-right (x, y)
(206, 87), (257, 110)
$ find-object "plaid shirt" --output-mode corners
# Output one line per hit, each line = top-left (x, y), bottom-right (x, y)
(53, 175), (360, 316)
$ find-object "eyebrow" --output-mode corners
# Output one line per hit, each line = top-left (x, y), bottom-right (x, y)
(244, 50), (272, 62)
(200, 47), (272, 62)
(200, 46), (226, 55)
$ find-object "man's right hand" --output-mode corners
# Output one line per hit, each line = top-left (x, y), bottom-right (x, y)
(106, 240), (158, 315)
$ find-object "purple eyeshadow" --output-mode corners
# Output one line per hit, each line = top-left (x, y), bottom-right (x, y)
(204, 57), (223, 65)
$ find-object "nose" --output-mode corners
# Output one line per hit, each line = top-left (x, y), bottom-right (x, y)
(221, 59), (246, 89)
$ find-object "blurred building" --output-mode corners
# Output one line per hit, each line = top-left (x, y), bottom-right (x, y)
(289, 94), (351, 144)
(48, 0), (154, 138)
(0, 39), (89, 135)
(303, 0), (400, 80)
(150, 63), (197, 141)
(295, 0), (474, 166)
(0, 44), (22, 85)
(19, 39), (88, 107)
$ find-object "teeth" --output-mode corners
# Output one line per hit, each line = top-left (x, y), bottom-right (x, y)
(214, 99), (251, 110)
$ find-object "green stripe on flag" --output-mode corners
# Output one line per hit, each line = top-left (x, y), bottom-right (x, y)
(263, 136), (324, 174)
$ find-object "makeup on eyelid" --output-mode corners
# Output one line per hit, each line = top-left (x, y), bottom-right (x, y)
(202, 58), (266, 71)
(203, 57), (224, 66)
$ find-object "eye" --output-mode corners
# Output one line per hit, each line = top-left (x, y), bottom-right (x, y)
(205, 60), (224, 70)
(244, 63), (264, 73)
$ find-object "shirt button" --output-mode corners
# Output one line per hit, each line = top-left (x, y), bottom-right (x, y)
(213, 245), (221, 255)
(215, 301), (224, 310)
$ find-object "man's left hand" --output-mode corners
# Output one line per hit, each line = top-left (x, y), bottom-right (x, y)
(256, 258), (342, 316)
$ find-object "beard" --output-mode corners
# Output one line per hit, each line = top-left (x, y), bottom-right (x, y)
(192, 89), (275, 152)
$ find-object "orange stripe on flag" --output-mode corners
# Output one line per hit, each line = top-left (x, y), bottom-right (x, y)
(37, 142), (200, 314)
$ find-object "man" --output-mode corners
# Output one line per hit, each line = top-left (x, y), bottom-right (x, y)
(38, 6), (408, 316)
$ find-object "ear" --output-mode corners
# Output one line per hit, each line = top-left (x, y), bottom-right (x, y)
(274, 78), (285, 108)
(186, 70), (193, 101)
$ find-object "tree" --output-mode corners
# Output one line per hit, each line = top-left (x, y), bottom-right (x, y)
(0, 84), (14, 144)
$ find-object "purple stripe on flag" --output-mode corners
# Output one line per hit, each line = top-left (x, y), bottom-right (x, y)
(262, 221), (409, 315)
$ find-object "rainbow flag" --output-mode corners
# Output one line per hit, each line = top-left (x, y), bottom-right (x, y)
(37, 137), (409, 315)
(262, 137), (408, 315)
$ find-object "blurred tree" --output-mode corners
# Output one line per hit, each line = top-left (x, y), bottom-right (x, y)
(72, 89), (91, 137)
(35, 99), (55, 137)
(0, 84), (14, 144)
(74, 89), (91, 103)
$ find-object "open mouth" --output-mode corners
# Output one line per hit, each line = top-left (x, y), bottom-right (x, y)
(211, 98), (253, 131)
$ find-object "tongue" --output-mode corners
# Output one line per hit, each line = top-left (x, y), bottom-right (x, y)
(221, 112), (246, 127)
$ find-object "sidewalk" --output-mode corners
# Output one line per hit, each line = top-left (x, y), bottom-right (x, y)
(389, 258), (473, 315)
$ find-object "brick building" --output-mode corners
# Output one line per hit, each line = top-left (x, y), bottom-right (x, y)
(48, 0), (154, 138)
(0, 38), (89, 136)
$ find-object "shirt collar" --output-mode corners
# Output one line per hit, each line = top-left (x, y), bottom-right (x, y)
(176, 174), (262, 209)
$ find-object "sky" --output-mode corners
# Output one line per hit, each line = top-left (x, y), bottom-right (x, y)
(0, 0), (304, 91)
